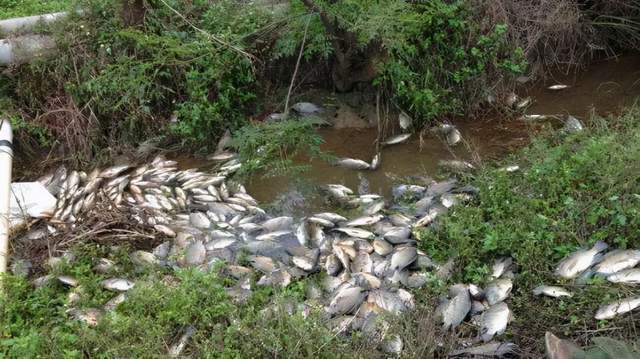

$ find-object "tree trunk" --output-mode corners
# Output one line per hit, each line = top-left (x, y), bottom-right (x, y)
(121, 0), (146, 27)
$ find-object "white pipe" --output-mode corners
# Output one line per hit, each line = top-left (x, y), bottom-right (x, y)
(0, 12), (67, 34)
(0, 35), (56, 65)
(0, 119), (13, 275)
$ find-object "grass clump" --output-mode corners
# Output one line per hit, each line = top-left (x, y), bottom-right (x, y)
(416, 107), (640, 352)
(0, 0), (71, 19)
(0, 244), (357, 358)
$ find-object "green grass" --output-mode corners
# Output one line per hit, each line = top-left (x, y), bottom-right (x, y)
(416, 106), (640, 352)
(0, 0), (71, 19)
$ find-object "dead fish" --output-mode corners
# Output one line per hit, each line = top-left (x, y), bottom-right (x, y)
(521, 114), (551, 121)
(594, 249), (640, 275)
(327, 286), (366, 316)
(564, 115), (584, 133)
(315, 212), (348, 223)
(131, 250), (158, 266)
(261, 216), (293, 232)
(350, 251), (373, 273)
(249, 255), (278, 273)
(293, 255), (317, 271)
(373, 239), (394, 256)
(442, 286), (471, 330)
(485, 278), (513, 305)
(595, 296), (640, 320)
(491, 257), (513, 279)
(104, 292), (128, 312)
(58, 275), (79, 287)
(325, 184), (354, 199)
(363, 200), (385, 215)
(382, 133), (411, 146)
(184, 241), (206, 266)
(515, 97), (532, 110)
(208, 151), (237, 162)
(346, 214), (383, 227)
(308, 216), (335, 228)
(295, 222), (309, 246)
(548, 84), (570, 91)
(450, 341), (519, 357)
(399, 111), (412, 130)
(368, 289), (411, 315)
(256, 230), (292, 241)
(101, 278), (135, 292)
(259, 269), (292, 288)
(383, 227), (411, 244)
(370, 153), (381, 170)
(498, 165), (520, 173)
(325, 254), (343, 276)
(389, 246), (418, 272)
(555, 241), (608, 279)
(292, 102), (323, 114)
(351, 272), (381, 290)
(99, 164), (130, 178)
(380, 335), (403, 355)
(545, 331), (584, 359)
(607, 268), (640, 284)
(154, 224), (176, 237)
(447, 128), (462, 146)
(401, 272), (428, 288)
(438, 160), (475, 172)
(479, 302), (511, 342)
(168, 326), (196, 358)
(335, 158), (371, 170)
(333, 227), (375, 239)
(532, 285), (573, 298)
(67, 308), (102, 327)
(189, 212), (211, 229)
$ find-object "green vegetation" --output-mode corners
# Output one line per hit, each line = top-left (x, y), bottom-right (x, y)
(0, 0), (71, 19)
(417, 107), (640, 345)
(0, 244), (361, 358)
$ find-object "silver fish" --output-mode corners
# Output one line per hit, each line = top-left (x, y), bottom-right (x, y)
(292, 255), (316, 271)
(295, 222), (309, 246)
(373, 239), (393, 256)
(104, 292), (128, 312)
(327, 286), (366, 316)
(383, 133), (411, 146)
(314, 212), (348, 223)
(325, 254), (343, 276)
(189, 212), (211, 229)
(368, 289), (411, 315)
(442, 286), (471, 330)
(564, 115), (584, 133)
(515, 97), (532, 109)
(607, 268), (640, 284)
(555, 241), (608, 279)
(438, 159), (475, 172)
(58, 275), (79, 287)
(479, 302), (511, 342)
(595, 296), (640, 320)
(101, 278), (135, 292)
(363, 201), (385, 215)
(208, 151), (237, 162)
(168, 326), (196, 358)
(99, 164), (130, 178)
(67, 308), (102, 327)
(370, 153), (381, 170)
(249, 255), (278, 273)
(548, 84), (569, 90)
(450, 341), (519, 357)
(380, 335), (403, 355)
(532, 285), (573, 298)
(485, 278), (513, 305)
(184, 241), (206, 266)
(333, 227), (375, 239)
(261, 216), (293, 232)
(292, 102), (323, 114)
(351, 272), (381, 290)
(335, 158), (371, 170)
(346, 214), (383, 227)
(447, 128), (462, 146)
(594, 249), (640, 275)
(389, 246), (417, 272)
(383, 227), (411, 244)
(399, 111), (412, 130)
(491, 257), (513, 279)
(308, 216), (335, 227)
(256, 230), (291, 241)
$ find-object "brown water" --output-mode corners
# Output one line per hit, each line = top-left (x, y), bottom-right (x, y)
(181, 54), (640, 212)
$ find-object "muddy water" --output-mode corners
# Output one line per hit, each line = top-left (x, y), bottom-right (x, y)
(184, 55), (640, 212)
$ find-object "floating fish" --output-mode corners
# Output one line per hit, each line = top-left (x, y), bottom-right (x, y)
(548, 84), (570, 91)
(292, 102), (323, 115)
(335, 158), (371, 170)
(382, 133), (411, 146)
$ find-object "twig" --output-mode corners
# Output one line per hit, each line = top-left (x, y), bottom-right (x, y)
(157, 0), (256, 62)
(283, 16), (312, 119)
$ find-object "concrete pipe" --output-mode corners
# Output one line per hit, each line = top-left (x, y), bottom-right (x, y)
(0, 119), (13, 275)
(0, 35), (56, 65)
(0, 12), (67, 34)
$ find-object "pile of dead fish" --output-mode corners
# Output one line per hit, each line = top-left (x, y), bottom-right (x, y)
(435, 257), (515, 356)
(19, 151), (485, 355)
(533, 241), (640, 320)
